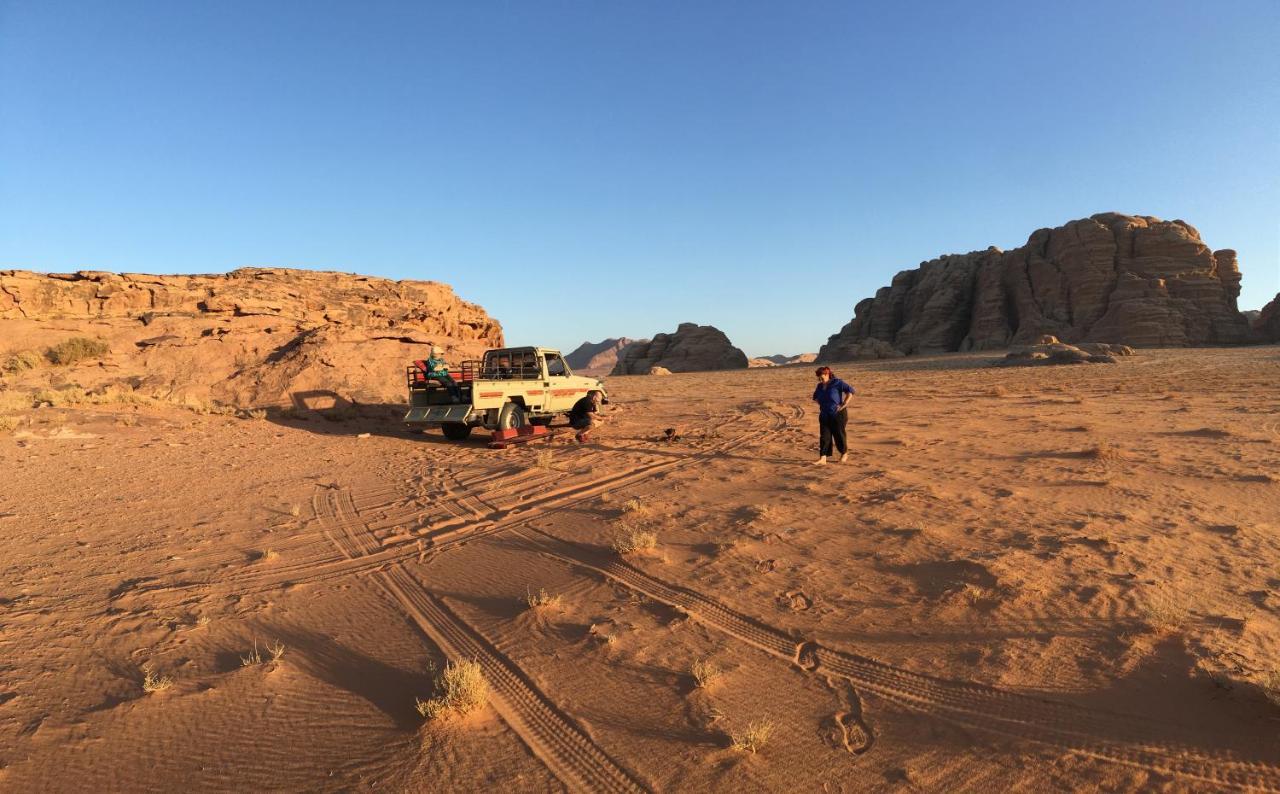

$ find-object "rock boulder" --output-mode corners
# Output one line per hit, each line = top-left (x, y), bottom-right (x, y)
(611, 323), (748, 375)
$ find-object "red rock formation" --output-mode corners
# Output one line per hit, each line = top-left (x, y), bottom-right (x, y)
(818, 214), (1254, 360)
(1256, 294), (1280, 342)
(0, 268), (502, 407)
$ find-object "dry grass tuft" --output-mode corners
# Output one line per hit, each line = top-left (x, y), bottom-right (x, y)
(690, 658), (723, 689)
(256, 548), (279, 563)
(988, 385), (1009, 398)
(729, 719), (775, 754)
(416, 659), (488, 720)
(0, 415), (17, 434)
(620, 497), (652, 517)
(46, 337), (110, 366)
(1082, 442), (1126, 462)
(266, 640), (286, 662)
(240, 408), (268, 421)
(524, 587), (562, 610)
(2, 350), (42, 373)
(141, 663), (173, 693)
(241, 639), (263, 667)
(611, 527), (658, 555)
(533, 449), (556, 470)
(1141, 588), (1191, 631)
(1261, 670), (1280, 709)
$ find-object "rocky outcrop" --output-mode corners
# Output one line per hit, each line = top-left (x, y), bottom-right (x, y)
(993, 336), (1134, 367)
(611, 323), (748, 375)
(818, 213), (1255, 361)
(1255, 294), (1280, 342)
(564, 337), (643, 376)
(0, 268), (503, 407)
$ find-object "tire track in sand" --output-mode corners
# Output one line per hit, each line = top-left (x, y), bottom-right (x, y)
(177, 404), (795, 598)
(512, 528), (1280, 792)
(323, 482), (646, 793)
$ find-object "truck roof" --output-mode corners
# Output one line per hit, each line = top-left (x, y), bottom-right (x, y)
(485, 346), (561, 356)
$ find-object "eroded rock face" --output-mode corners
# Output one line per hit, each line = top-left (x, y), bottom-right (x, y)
(1256, 294), (1280, 342)
(611, 323), (748, 375)
(0, 268), (503, 407)
(564, 337), (643, 376)
(818, 214), (1256, 360)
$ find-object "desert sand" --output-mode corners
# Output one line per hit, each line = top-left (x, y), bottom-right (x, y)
(2, 346), (1279, 791)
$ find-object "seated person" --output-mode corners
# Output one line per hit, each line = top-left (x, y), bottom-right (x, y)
(425, 346), (462, 401)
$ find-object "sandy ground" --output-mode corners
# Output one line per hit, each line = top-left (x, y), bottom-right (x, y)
(2, 347), (1279, 792)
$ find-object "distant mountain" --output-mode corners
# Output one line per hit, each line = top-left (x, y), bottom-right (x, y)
(758, 353), (817, 366)
(565, 337), (643, 375)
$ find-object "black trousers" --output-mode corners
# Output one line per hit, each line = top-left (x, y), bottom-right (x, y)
(818, 410), (848, 457)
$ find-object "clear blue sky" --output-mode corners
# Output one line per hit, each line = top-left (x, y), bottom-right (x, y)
(2, 1), (1277, 356)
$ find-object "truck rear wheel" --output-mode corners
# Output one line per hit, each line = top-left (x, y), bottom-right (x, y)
(442, 423), (472, 441)
(497, 402), (528, 431)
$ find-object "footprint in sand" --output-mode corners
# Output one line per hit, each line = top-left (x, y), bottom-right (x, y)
(779, 590), (813, 611)
(820, 711), (873, 755)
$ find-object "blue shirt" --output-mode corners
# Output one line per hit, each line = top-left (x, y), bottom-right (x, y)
(812, 377), (855, 417)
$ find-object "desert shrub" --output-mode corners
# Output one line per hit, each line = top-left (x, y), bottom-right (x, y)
(690, 658), (722, 688)
(611, 527), (657, 555)
(620, 497), (651, 516)
(1261, 670), (1280, 709)
(416, 659), (488, 720)
(1083, 442), (1126, 462)
(525, 587), (562, 610)
(2, 350), (42, 373)
(141, 663), (172, 693)
(0, 415), (18, 434)
(730, 719), (775, 753)
(32, 388), (74, 407)
(46, 337), (110, 366)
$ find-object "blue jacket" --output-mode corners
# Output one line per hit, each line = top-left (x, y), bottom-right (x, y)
(813, 377), (855, 417)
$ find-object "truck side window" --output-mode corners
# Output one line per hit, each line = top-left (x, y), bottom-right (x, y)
(546, 355), (567, 377)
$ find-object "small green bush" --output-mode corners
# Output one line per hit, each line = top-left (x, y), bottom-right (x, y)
(46, 337), (110, 366)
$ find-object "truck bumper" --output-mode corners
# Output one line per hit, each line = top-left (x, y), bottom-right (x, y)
(404, 405), (474, 425)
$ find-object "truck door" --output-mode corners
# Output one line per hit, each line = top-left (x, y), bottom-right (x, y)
(543, 352), (572, 411)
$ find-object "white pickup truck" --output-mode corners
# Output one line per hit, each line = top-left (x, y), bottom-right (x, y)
(404, 346), (607, 440)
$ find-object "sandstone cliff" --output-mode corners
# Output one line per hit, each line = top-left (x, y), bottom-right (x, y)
(0, 268), (502, 408)
(611, 323), (748, 375)
(1256, 294), (1280, 342)
(564, 337), (643, 376)
(818, 213), (1255, 360)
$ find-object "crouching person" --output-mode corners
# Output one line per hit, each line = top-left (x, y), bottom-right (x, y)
(568, 390), (604, 443)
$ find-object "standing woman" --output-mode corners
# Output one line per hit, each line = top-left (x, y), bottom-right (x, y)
(811, 366), (855, 464)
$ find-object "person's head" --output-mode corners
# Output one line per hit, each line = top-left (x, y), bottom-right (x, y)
(431, 345), (443, 358)
(815, 366), (833, 383)
(589, 390), (602, 404)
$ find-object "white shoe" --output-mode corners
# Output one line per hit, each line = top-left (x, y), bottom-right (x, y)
(839, 452), (848, 463)
(814, 456), (827, 465)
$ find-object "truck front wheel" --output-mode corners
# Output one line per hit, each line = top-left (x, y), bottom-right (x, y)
(497, 402), (528, 431)
(442, 423), (473, 441)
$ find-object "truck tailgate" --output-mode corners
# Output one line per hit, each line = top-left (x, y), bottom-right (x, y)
(404, 405), (473, 425)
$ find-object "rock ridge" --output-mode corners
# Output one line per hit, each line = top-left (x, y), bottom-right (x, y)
(818, 213), (1256, 360)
